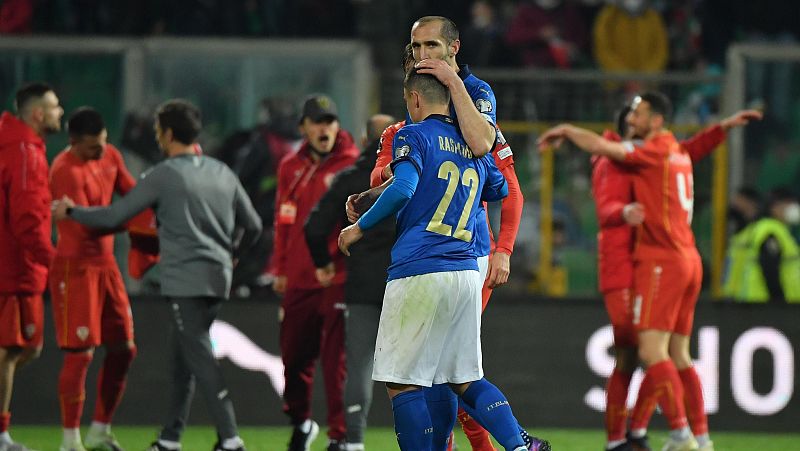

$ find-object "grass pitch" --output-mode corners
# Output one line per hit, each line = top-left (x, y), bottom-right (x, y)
(11, 426), (800, 451)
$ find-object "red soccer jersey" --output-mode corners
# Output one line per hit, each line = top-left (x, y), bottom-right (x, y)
(50, 144), (136, 259)
(592, 154), (635, 292)
(622, 131), (697, 260)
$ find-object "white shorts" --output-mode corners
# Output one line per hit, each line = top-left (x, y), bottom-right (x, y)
(477, 255), (489, 283)
(372, 270), (483, 387)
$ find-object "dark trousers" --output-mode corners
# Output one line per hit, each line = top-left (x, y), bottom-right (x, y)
(280, 284), (347, 441)
(343, 303), (381, 444)
(160, 296), (238, 442)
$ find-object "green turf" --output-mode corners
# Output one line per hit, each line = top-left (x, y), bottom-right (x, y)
(10, 426), (800, 451)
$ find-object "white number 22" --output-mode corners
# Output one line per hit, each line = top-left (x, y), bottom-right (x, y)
(426, 161), (480, 242)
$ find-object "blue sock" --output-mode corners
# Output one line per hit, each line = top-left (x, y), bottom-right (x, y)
(391, 390), (433, 451)
(424, 384), (458, 451)
(460, 378), (524, 450)
(460, 399), (530, 448)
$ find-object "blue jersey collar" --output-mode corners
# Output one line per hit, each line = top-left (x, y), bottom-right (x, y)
(423, 114), (454, 124)
(458, 64), (472, 81)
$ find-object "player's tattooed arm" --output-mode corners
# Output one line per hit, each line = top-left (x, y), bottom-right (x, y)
(345, 177), (393, 223)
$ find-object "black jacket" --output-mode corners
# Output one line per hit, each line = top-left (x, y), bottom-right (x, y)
(304, 140), (395, 305)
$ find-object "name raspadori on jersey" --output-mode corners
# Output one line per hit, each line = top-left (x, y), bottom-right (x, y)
(438, 135), (474, 159)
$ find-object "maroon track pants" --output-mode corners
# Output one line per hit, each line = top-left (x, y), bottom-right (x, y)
(280, 284), (346, 440)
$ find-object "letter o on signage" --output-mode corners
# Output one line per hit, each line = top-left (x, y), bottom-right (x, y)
(731, 327), (794, 416)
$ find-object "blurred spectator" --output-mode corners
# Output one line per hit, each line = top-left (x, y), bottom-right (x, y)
(0, 0), (33, 33)
(663, 0), (703, 70)
(592, 0), (668, 73)
(728, 187), (762, 234)
(505, 0), (588, 69)
(459, 0), (505, 67)
(729, 187), (800, 303)
(215, 97), (301, 291)
(722, 187), (762, 299)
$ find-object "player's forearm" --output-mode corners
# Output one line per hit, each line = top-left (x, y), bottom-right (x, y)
(565, 125), (627, 160)
(598, 201), (627, 227)
(495, 166), (523, 254)
(449, 81), (495, 157)
(682, 124), (725, 163)
(358, 165), (417, 230)
(70, 182), (154, 230)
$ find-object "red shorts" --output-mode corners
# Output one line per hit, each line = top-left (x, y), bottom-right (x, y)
(49, 257), (134, 349)
(603, 288), (637, 348)
(0, 293), (44, 348)
(632, 254), (702, 336)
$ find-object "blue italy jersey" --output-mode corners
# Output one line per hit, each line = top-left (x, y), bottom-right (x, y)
(387, 114), (507, 281)
(404, 65), (498, 258)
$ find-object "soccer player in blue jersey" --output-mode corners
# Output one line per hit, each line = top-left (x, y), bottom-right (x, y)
(338, 69), (528, 451)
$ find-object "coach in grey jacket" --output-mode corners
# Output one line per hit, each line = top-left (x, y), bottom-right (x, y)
(53, 99), (261, 451)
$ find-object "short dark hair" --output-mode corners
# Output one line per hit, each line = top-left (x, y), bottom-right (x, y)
(404, 68), (450, 106)
(415, 16), (459, 44)
(639, 91), (672, 122)
(615, 104), (632, 137)
(15, 82), (54, 113)
(156, 99), (201, 145)
(67, 107), (105, 137)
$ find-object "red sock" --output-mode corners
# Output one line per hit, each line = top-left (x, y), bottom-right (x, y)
(605, 369), (633, 442)
(0, 411), (10, 433)
(630, 360), (687, 431)
(59, 352), (93, 428)
(458, 407), (496, 451)
(679, 367), (708, 436)
(93, 346), (136, 424)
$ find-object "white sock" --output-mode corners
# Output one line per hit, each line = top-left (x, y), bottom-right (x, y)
(669, 426), (692, 442)
(606, 439), (626, 449)
(89, 421), (110, 435)
(695, 433), (711, 447)
(221, 436), (244, 449)
(299, 419), (313, 433)
(0, 432), (11, 444)
(62, 428), (81, 444)
(630, 428), (647, 438)
(157, 439), (181, 450)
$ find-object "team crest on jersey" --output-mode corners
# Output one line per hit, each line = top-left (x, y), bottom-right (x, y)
(76, 326), (89, 341)
(24, 323), (36, 339)
(475, 99), (493, 113)
(395, 144), (411, 158)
